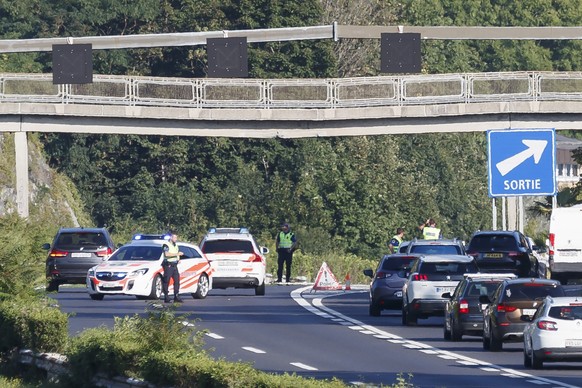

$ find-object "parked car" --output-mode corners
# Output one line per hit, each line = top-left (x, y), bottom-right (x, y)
(522, 296), (582, 369)
(466, 230), (540, 278)
(443, 273), (517, 341)
(44, 227), (115, 292)
(548, 206), (582, 284)
(402, 254), (479, 326)
(480, 277), (566, 351)
(404, 238), (466, 256)
(199, 227), (268, 296)
(86, 233), (212, 301)
(363, 253), (419, 316)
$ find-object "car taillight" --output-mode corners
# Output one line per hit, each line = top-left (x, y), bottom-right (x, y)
(537, 320), (558, 331)
(413, 274), (428, 281)
(250, 254), (263, 263)
(497, 303), (517, 313)
(548, 233), (555, 256)
(459, 299), (469, 314)
(49, 249), (68, 257)
(96, 247), (113, 257)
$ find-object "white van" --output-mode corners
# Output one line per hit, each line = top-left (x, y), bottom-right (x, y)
(548, 206), (582, 284)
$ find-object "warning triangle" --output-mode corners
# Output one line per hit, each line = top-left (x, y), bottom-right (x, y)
(312, 262), (342, 291)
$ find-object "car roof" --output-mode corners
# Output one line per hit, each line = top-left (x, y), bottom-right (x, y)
(544, 296), (582, 306)
(58, 227), (109, 233)
(202, 227), (255, 240)
(410, 238), (462, 245)
(464, 273), (518, 281)
(417, 254), (474, 263)
(381, 253), (420, 259)
(470, 230), (520, 237)
(502, 277), (561, 286)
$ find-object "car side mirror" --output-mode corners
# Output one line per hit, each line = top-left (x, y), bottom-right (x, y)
(261, 246), (269, 254)
(363, 269), (374, 278)
(42, 243), (50, 250)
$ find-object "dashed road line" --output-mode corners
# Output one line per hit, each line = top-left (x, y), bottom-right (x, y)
(205, 332), (224, 339)
(242, 346), (266, 354)
(290, 362), (318, 371)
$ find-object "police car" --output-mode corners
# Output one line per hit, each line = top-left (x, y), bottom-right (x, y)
(86, 234), (213, 300)
(199, 227), (268, 296)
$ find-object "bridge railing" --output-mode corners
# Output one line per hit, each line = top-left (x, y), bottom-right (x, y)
(2, 71), (582, 109)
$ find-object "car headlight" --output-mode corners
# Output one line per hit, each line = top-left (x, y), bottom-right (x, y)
(130, 268), (149, 277)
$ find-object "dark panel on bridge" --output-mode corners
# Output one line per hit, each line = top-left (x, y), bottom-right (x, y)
(381, 33), (421, 74)
(207, 37), (248, 78)
(52, 44), (93, 84)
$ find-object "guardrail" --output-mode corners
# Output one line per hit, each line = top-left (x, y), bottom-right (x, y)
(2, 71), (582, 109)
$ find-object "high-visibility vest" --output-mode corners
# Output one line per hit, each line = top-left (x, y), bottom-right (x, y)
(278, 231), (295, 248)
(423, 226), (441, 240)
(164, 242), (180, 262)
(391, 235), (403, 251)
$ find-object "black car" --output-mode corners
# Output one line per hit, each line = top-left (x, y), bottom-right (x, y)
(480, 277), (565, 351)
(44, 227), (116, 292)
(363, 254), (418, 316)
(443, 273), (517, 341)
(466, 230), (540, 278)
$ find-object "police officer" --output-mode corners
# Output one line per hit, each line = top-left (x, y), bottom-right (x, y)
(388, 227), (405, 254)
(419, 218), (442, 240)
(162, 231), (184, 303)
(276, 223), (297, 283)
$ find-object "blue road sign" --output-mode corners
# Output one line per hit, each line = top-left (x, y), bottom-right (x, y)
(488, 128), (556, 197)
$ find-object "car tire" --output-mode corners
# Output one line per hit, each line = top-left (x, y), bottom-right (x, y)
(489, 327), (502, 351)
(193, 274), (209, 299)
(46, 280), (59, 292)
(523, 345), (532, 368)
(90, 293), (104, 301)
(450, 319), (462, 342)
(443, 322), (452, 340)
(255, 281), (266, 296)
(148, 275), (163, 300)
(402, 305), (417, 326)
(482, 323), (491, 350)
(369, 304), (381, 317)
(531, 349), (543, 369)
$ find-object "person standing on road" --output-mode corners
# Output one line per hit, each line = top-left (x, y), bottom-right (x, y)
(419, 218), (442, 240)
(162, 231), (184, 303)
(276, 223), (297, 283)
(388, 227), (405, 254)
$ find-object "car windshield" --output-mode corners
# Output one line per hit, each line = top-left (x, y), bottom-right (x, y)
(468, 235), (519, 251)
(55, 232), (107, 249)
(548, 305), (582, 320)
(381, 257), (416, 271)
(108, 246), (163, 261)
(504, 284), (565, 300)
(410, 245), (461, 255)
(203, 240), (254, 253)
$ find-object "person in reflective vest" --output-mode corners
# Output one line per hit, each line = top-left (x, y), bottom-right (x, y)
(276, 223), (298, 283)
(389, 227), (405, 254)
(419, 218), (442, 240)
(162, 231), (184, 303)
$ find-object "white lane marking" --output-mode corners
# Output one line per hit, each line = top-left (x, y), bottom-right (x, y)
(242, 347), (266, 354)
(290, 362), (318, 371)
(290, 285), (581, 388)
(206, 332), (224, 339)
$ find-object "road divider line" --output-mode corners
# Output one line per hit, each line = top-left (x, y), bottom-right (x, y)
(290, 362), (318, 371)
(242, 347), (266, 354)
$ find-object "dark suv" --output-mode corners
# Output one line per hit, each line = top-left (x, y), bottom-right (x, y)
(480, 278), (565, 351)
(466, 230), (540, 277)
(44, 227), (115, 292)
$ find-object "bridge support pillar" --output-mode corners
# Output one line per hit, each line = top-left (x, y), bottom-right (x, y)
(15, 132), (29, 219)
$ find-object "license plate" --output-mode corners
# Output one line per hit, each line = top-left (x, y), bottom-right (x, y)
(436, 287), (455, 294)
(559, 250), (579, 257)
(565, 339), (582, 347)
(217, 261), (238, 267)
(100, 282), (117, 288)
(523, 308), (537, 316)
(484, 253), (503, 258)
(395, 291), (402, 297)
(71, 252), (91, 258)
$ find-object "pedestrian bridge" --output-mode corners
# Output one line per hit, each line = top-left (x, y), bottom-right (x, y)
(3, 71), (582, 138)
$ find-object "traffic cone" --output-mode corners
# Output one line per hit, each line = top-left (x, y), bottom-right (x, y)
(344, 272), (351, 291)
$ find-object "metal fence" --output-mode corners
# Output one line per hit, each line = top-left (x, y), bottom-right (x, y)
(2, 71), (582, 109)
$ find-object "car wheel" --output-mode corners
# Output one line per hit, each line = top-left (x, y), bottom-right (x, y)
(482, 322), (491, 350)
(90, 293), (104, 301)
(450, 319), (462, 342)
(523, 343), (532, 368)
(148, 275), (163, 300)
(46, 280), (59, 292)
(193, 274), (209, 299)
(369, 304), (381, 317)
(402, 305), (417, 326)
(443, 321), (452, 340)
(255, 281), (265, 296)
(489, 327), (502, 351)
(531, 348), (543, 369)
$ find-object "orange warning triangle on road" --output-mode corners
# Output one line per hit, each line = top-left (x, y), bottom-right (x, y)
(312, 262), (342, 291)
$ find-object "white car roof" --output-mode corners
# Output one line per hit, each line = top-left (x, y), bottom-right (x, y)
(417, 254), (474, 263)
(545, 296), (582, 306)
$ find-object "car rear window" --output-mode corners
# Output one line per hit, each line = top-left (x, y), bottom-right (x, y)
(419, 261), (478, 276)
(381, 257), (416, 271)
(55, 232), (108, 249)
(410, 245), (462, 255)
(468, 235), (519, 251)
(109, 246), (163, 261)
(467, 281), (501, 297)
(548, 305), (582, 320)
(202, 240), (254, 254)
(504, 284), (565, 300)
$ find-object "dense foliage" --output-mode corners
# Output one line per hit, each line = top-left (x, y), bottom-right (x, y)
(3, 1), (582, 260)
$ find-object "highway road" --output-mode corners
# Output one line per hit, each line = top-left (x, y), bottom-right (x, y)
(53, 285), (582, 387)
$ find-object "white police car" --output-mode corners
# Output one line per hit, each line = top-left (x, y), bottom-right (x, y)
(86, 234), (213, 300)
(200, 227), (268, 296)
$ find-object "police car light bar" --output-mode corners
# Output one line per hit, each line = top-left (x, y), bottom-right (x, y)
(132, 233), (171, 241)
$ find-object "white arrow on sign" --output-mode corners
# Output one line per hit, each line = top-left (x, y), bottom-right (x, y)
(495, 139), (548, 177)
